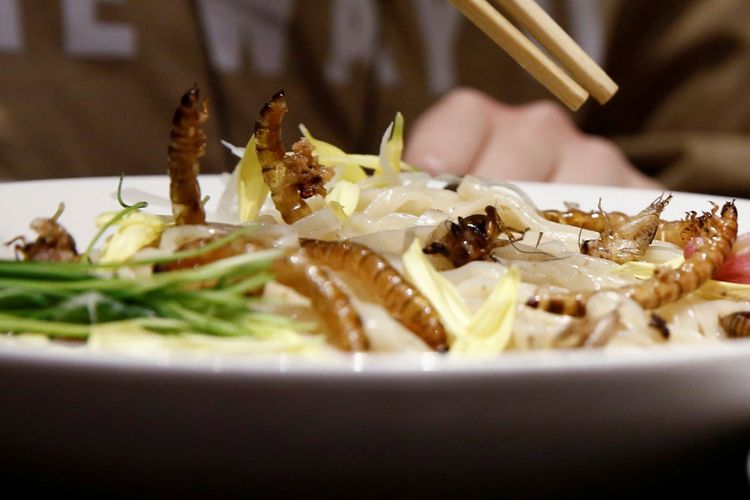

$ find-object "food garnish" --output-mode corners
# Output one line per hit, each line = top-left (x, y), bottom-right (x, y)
(3, 87), (749, 357)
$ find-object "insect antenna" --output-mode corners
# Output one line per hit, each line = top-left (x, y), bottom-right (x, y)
(505, 238), (560, 260)
(51, 202), (66, 222)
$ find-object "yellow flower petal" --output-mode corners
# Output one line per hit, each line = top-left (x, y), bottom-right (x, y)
(387, 112), (405, 174)
(697, 280), (750, 300)
(299, 123), (346, 156)
(325, 180), (360, 218)
(98, 211), (164, 264)
(451, 268), (520, 356)
(402, 239), (471, 343)
(300, 124), (368, 182)
(613, 257), (684, 280)
(236, 136), (269, 222)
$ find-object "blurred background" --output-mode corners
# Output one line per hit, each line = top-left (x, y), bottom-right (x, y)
(0, 0), (749, 195)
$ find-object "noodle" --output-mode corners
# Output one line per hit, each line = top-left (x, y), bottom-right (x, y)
(5, 108), (748, 357)
(204, 148), (747, 353)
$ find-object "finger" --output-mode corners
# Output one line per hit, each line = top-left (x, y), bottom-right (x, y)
(467, 130), (549, 181)
(554, 137), (663, 188)
(470, 101), (575, 181)
(404, 88), (500, 175)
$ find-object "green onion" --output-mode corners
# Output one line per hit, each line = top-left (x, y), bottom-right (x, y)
(0, 260), (97, 280)
(81, 201), (148, 260)
(0, 313), (90, 338)
(0, 209), (299, 343)
(111, 225), (259, 267)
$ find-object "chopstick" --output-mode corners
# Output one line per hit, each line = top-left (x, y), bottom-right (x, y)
(494, 0), (618, 104)
(450, 0), (587, 110)
(450, 0), (618, 110)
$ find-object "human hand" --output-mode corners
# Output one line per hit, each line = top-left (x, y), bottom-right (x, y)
(404, 88), (661, 189)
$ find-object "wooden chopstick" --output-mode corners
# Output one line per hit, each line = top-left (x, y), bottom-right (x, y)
(450, 0), (588, 110)
(493, 0), (618, 104)
(450, 0), (617, 110)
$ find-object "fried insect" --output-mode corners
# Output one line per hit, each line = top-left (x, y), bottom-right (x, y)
(528, 201), (738, 317)
(271, 253), (369, 352)
(542, 198), (695, 247)
(7, 203), (78, 262)
(168, 85), (208, 225)
(580, 194), (672, 264)
(527, 292), (588, 317)
(654, 210), (716, 248)
(719, 311), (750, 339)
(423, 206), (524, 268)
(300, 239), (449, 352)
(255, 90), (332, 224)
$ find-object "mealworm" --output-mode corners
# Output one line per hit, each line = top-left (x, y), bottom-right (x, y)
(271, 252), (369, 352)
(719, 311), (750, 339)
(300, 239), (448, 352)
(254, 91), (331, 224)
(167, 85), (208, 225)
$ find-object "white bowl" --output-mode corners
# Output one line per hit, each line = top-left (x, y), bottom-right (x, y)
(1, 177), (748, 496)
